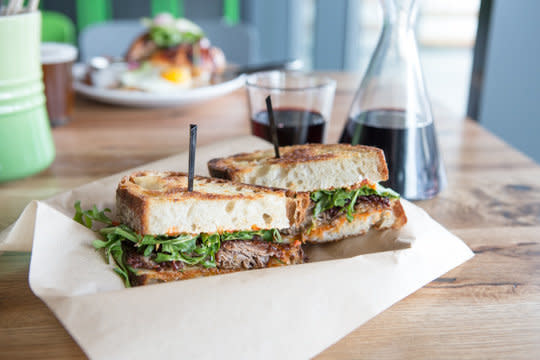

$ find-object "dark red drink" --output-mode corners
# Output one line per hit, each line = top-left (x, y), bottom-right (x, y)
(251, 107), (326, 146)
(339, 108), (445, 200)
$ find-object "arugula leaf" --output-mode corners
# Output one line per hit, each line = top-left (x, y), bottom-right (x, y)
(154, 251), (206, 264)
(346, 189), (361, 222)
(221, 230), (255, 241)
(270, 228), (283, 243)
(376, 183), (400, 199)
(311, 188), (351, 218)
(310, 184), (400, 222)
(113, 267), (131, 288)
(309, 190), (324, 202)
(333, 189), (351, 207)
(109, 241), (131, 288)
(100, 225), (140, 243)
(221, 229), (283, 243)
(202, 259), (217, 268)
(92, 239), (108, 249)
(73, 201), (112, 229)
(143, 244), (154, 257)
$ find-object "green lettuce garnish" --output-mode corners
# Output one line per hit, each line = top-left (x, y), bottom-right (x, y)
(73, 201), (112, 228)
(73, 201), (282, 287)
(310, 184), (399, 222)
(142, 15), (204, 47)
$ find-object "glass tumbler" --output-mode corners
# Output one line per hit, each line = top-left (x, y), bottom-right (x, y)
(246, 71), (336, 146)
(41, 42), (78, 127)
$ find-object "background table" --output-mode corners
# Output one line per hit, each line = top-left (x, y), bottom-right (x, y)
(1, 74), (539, 359)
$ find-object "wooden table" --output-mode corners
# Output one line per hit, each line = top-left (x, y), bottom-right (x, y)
(1, 73), (539, 359)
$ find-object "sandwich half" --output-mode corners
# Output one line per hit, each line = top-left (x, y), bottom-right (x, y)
(80, 171), (305, 287)
(208, 144), (407, 243)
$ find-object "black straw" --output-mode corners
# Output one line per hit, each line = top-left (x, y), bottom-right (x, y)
(188, 124), (197, 192)
(265, 95), (280, 158)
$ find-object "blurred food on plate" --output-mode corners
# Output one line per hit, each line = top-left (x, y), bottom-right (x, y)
(85, 13), (227, 92)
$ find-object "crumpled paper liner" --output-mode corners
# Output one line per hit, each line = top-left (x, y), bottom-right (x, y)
(0, 136), (473, 360)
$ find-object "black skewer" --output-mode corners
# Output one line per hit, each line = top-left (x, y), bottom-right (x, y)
(265, 95), (280, 158)
(188, 124), (197, 192)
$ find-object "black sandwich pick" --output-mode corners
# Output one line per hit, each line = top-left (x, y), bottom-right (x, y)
(188, 124), (197, 192)
(265, 95), (280, 158)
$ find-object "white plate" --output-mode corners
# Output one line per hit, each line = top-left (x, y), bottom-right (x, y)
(72, 63), (245, 108)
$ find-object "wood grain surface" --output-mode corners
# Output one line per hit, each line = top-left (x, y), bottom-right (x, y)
(1, 73), (539, 359)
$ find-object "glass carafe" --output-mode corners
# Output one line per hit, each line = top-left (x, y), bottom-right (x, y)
(340, 0), (446, 200)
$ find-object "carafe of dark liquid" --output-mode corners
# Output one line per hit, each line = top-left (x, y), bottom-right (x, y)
(339, 0), (446, 200)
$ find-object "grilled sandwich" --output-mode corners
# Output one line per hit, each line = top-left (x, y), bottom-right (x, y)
(208, 144), (407, 243)
(80, 171), (305, 287)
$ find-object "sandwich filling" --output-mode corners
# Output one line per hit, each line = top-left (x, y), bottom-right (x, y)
(290, 180), (401, 240)
(74, 202), (303, 287)
(310, 179), (399, 222)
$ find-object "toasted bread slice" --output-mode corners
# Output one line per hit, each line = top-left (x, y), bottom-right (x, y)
(116, 171), (300, 236)
(208, 144), (389, 192)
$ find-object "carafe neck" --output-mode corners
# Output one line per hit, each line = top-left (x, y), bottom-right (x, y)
(381, 0), (417, 31)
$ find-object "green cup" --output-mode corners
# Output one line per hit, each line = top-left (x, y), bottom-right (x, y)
(0, 12), (55, 183)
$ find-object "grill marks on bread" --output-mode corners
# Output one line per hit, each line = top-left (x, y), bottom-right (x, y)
(209, 144), (387, 175)
(126, 172), (284, 201)
(117, 171), (299, 236)
(266, 147), (336, 164)
(208, 144), (389, 192)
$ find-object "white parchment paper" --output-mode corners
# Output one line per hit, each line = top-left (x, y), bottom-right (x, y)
(0, 136), (474, 360)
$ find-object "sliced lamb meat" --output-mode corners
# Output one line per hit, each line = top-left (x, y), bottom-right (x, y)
(283, 193), (394, 238)
(316, 194), (392, 226)
(215, 240), (304, 270)
(123, 239), (303, 274)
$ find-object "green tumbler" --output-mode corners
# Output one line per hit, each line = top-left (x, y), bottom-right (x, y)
(0, 12), (55, 182)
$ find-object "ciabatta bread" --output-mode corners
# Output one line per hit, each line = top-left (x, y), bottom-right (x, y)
(208, 144), (389, 192)
(116, 171), (300, 235)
